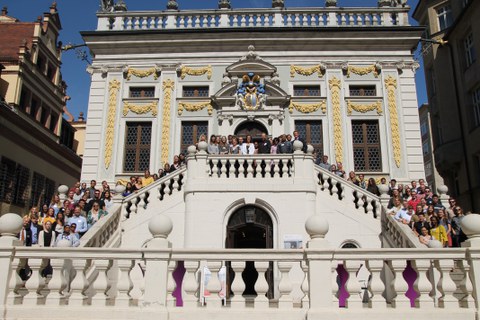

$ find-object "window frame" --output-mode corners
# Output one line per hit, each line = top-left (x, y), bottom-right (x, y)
(182, 86), (210, 98)
(293, 85), (321, 97)
(348, 85), (377, 97)
(464, 31), (477, 68)
(123, 122), (152, 173)
(294, 120), (324, 157)
(128, 86), (156, 98)
(472, 88), (480, 128)
(180, 121), (209, 155)
(436, 5), (453, 31)
(351, 120), (382, 172)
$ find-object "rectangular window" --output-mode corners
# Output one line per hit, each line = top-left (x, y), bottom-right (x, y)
(30, 172), (46, 208)
(422, 141), (430, 155)
(352, 120), (382, 172)
(420, 122), (428, 136)
(47, 64), (56, 82)
(349, 85), (376, 97)
(40, 107), (49, 126)
(473, 88), (480, 127)
(123, 122), (152, 172)
(30, 97), (39, 118)
(129, 87), (155, 98)
(293, 85), (321, 96)
(49, 112), (58, 133)
(19, 88), (30, 112)
(181, 121), (208, 155)
(464, 32), (477, 68)
(437, 5), (453, 31)
(182, 86), (209, 97)
(44, 178), (55, 206)
(12, 164), (30, 206)
(295, 120), (323, 157)
(0, 157), (30, 207)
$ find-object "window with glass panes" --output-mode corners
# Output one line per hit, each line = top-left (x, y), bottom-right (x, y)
(30, 172), (46, 208)
(437, 5), (453, 31)
(352, 120), (382, 172)
(473, 88), (480, 127)
(129, 87), (155, 98)
(0, 157), (30, 206)
(349, 85), (376, 97)
(123, 122), (152, 172)
(293, 85), (321, 96)
(182, 86), (209, 97)
(295, 120), (323, 156)
(464, 32), (476, 67)
(181, 121), (208, 154)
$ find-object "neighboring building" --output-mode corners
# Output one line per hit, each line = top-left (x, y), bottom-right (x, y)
(71, 112), (87, 158)
(81, 0), (425, 251)
(413, 0), (480, 212)
(419, 103), (444, 191)
(0, 5), (81, 216)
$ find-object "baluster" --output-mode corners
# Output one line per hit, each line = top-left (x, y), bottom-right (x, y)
(247, 159), (254, 178)
(178, 15), (185, 28)
(254, 261), (269, 308)
(272, 159), (279, 178)
(289, 160), (295, 176)
(341, 13), (347, 25)
(238, 160), (246, 178)
(435, 259), (458, 308)
(344, 260), (363, 308)
(412, 259), (434, 308)
(23, 258), (45, 305)
(7, 258), (25, 304)
(91, 259), (113, 307)
(137, 192), (147, 210)
(122, 201), (130, 220)
(294, 13), (300, 26)
(365, 14), (371, 26)
(172, 174), (180, 191)
(278, 261), (293, 308)
(366, 260), (386, 308)
(286, 14), (292, 26)
(45, 257), (67, 306)
(167, 261), (177, 307)
(365, 197), (374, 216)
(187, 16), (193, 28)
(126, 17), (133, 29)
(389, 260), (410, 308)
(331, 260), (339, 306)
(459, 261), (475, 307)
(331, 179), (339, 197)
(116, 259), (134, 307)
(349, 14), (354, 25)
(164, 179), (172, 196)
(140, 17), (146, 29)
(132, 17), (139, 29)
(232, 14), (238, 27)
(206, 261), (223, 308)
(230, 261), (246, 308)
(301, 261), (309, 308)
(241, 15), (246, 27)
(301, 14), (307, 26)
(183, 261), (199, 307)
(129, 198), (138, 215)
(220, 159), (227, 178)
(68, 259), (89, 306)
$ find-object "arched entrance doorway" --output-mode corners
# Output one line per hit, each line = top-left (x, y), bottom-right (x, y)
(234, 121), (268, 141)
(226, 205), (274, 298)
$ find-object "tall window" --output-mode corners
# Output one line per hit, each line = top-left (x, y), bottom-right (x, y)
(293, 85), (321, 96)
(437, 5), (453, 31)
(30, 172), (46, 208)
(295, 120), (323, 156)
(0, 157), (30, 206)
(352, 120), (382, 172)
(464, 32), (477, 68)
(123, 122), (152, 172)
(473, 88), (480, 127)
(349, 85), (376, 97)
(181, 121), (208, 154)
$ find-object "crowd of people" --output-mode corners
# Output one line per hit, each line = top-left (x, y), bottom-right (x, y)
(19, 180), (114, 247)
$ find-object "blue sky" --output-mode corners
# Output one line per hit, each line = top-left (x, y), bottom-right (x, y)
(1, 0), (425, 119)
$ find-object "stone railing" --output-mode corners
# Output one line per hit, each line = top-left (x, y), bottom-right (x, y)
(79, 204), (122, 248)
(122, 168), (186, 218)
(97, 6), (410, 31)
(0, 213), (479, 320)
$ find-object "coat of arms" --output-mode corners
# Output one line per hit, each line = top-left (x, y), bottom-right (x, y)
(236, 72), (266, 111)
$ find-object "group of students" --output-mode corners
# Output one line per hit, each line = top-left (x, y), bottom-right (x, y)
(19, 180), (113, 247)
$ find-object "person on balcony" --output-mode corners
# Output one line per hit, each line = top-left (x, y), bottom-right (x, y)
(208, 135), (219, 154)
(230, 137), (241, 154)
(55, 224), (80, 247)
(87, 201), (108, 230)
(38, 221), (56, 247)
(258, 133), (271, 154)
(418, 227), (433, 246)
(69, 206), (88, 237)
(277, 134), (292, 154)
(292, 130), (307, 153)
(241, 135), (255, 155)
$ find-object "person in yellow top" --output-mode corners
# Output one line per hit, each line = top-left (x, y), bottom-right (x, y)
(42, 207), (56, 227)
(142, 170), (154, 187)
(429, 216), (448, 247)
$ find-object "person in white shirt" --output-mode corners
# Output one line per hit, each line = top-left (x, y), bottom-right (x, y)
(241, 135), (255, 155)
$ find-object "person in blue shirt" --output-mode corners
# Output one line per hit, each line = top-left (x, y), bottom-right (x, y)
(68, 206), (88, 237)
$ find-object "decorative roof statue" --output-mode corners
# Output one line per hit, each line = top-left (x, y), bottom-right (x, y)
(114, 0), (127, 11)
(241, 45), (261, 61)
(325, 0), (337, 7)
(100, 0), (114, 12)
(218, 0), (231, 9)
(167, 0), (179, 10)
(236, 73), (266, 111)
(272, 0), (285, 8)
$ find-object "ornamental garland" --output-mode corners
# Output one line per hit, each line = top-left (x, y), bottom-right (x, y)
(180, 65), (212, 80)
(126, 67), (159, 81)
(290, 65), (324, 78)
(123, 101), (158, 116)
(329, 77), (343, 164)
(104, 79), (121, 169)
(385, 76), (401, 168)
(289, 101), (327, 114)
(346, 65), (379, 78)
(162, 79), (175, 165)
(346, 100), (383, 115)
(178, 101), (213, 116)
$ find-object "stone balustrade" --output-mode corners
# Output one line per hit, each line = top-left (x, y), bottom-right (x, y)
(0, 212), (479, 319)
(97, 6), (410, 31)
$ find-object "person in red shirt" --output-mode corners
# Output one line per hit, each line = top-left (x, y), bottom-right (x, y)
(408, 189), (420, 209)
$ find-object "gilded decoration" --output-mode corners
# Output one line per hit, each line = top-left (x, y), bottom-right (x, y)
(329, 77), (343, 164)
(180, 65), (212, 80)
(104, 79), (121, 169)
(346, 100), (383, 115)
(161, 79), (175, 165)
(236, 73), (266, 111)
(123, 101), (158, 116)
(289, 101), (326, 114)
(126, 67), (159, 81)
(385, 76), (401, 168)
(290, 65), (325, 78)
(346, 65), (379, 78)
(178, 102), (213, 116)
